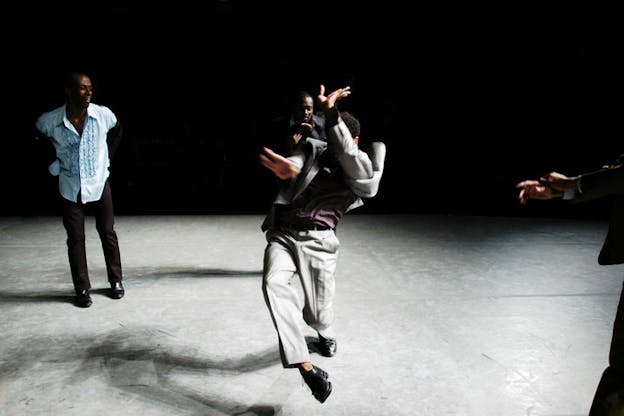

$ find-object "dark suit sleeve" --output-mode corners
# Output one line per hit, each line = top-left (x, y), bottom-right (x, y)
(576, 163), (624, 202)
(107, 121), (123, 160)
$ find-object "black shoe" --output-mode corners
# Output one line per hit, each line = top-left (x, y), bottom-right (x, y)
(110, 281), (125, 299)
(301, 366), (332, 403)
(318, 334), (337, 357)
(75, 290), (92, 308)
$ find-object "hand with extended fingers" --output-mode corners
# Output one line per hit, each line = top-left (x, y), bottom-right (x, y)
(259, 147), (300, 180)
(317, 84), (351, 112)
(515, 172), (577, 204)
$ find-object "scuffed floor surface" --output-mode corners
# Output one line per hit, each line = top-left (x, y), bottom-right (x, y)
(0, 214), (620, 416)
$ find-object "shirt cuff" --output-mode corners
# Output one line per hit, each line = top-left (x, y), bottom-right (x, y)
(562, 178), (582, 200)
(562, 188), (576, 200)
(48, 160), (60, 176)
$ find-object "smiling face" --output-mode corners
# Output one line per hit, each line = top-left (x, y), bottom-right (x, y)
(65, 73), (93, 110)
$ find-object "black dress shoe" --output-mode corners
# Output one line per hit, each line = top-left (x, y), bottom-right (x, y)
(301, 366), (332, 403)
(75, 290), (92, 308)
(110, 281), (125, 299)
(318, 334), (337, 357)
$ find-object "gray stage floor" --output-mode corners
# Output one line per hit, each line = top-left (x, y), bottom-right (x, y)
(0, 214), (621, 416)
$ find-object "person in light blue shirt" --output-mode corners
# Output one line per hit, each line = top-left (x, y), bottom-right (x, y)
(35, 70), (125, 308)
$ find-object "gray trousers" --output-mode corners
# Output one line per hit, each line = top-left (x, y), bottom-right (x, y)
(262, 227), (339, 367)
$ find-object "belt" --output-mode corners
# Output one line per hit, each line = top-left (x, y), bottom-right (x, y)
(283, 223), (334, 231)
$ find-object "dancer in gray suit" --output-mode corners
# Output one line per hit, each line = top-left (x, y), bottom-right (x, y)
(259, 85), (386, 403)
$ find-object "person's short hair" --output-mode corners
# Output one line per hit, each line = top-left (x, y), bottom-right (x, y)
(292, 90), (313, 109)
(64, 69), (90, 89)
(339, 111), (360, 138)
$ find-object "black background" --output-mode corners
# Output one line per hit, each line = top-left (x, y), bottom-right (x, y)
(5, 2), (621, 219)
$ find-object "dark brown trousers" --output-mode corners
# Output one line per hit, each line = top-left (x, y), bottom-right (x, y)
(61, 181), (122, 293)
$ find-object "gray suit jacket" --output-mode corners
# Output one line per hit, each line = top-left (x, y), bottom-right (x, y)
(575, 158), (624, 265)
(262, 118), (386, 231)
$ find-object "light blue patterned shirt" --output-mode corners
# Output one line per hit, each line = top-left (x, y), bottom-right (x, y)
(35, 103), (118, 203)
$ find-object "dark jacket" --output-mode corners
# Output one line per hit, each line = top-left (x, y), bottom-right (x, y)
(575, 156), (624, 265)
